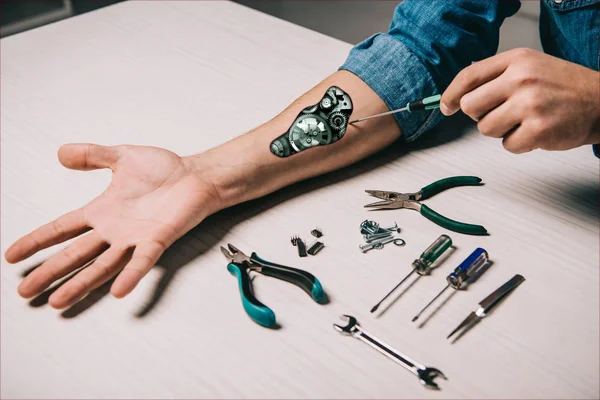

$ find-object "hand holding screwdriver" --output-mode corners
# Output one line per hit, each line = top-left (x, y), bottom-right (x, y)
(412, 248), (489, 322)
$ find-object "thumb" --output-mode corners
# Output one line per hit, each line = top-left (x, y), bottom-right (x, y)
(58, 143), (121, 171)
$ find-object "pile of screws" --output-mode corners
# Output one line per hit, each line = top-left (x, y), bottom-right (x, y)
(292, 228), (325, 257)
(359, 220), (405, 253)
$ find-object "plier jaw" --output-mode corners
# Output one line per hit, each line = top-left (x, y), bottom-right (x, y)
(364, 176), (488, 236)
(364, 189), (423, 210)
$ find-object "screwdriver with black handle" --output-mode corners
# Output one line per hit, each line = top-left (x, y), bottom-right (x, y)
(349, 94), (441, 125)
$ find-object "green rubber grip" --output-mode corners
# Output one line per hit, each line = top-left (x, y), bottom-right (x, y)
(420, 204), (488, 236)
(420, 176), (482, 200)
(227, 263), (276, 327)
(406, 94), (441, 112)
(420, 234), (453, 264)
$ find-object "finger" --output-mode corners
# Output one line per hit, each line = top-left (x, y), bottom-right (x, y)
(5, 208), (89, 263)
(18, 232), (108, 298)
(501, 124), (537, 154)
(49, 245), (132, 309)
(458, 77), (512, 121)
(476, 98), (523, 138)
(111, 240), (164, 298)
(58, 143), (121, 171)
(441, 52), (515, 115)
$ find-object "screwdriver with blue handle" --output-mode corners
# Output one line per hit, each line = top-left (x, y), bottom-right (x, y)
(412, 247), (489, 322)
(348, 94), (441, 125)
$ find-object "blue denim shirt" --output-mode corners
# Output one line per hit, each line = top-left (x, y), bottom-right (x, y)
(340, 0), (600, 146)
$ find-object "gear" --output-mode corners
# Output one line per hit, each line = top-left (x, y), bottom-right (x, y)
(288, 113), (332, 152)
(270, 136), (293, 157)
(328, 111), (348, 131)
(320, 96), (333, 111)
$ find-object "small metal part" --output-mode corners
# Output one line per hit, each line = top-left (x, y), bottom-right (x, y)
(382, 222), (400, 233)
(311, 228), (323, 238)
(363, 231), (392, 242)
(370, 235), (452, 313)
(307, 241), (325, 256)
(359, 236), (405, 253)
(291, 236), (300, 246)
(448, 274), (525, 341)
(297, 238), (307, 257)
(333, 315), (446, 390)
(360, 220), (380, 235)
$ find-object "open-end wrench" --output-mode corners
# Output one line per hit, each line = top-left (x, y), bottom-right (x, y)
(333, 315), (446, 390)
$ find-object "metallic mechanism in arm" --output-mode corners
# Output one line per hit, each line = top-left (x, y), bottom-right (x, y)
(270, 86), (353, 158)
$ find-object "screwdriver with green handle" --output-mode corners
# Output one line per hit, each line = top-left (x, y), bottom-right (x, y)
(370, 234), (453, 313)
(348, 94), (442, 125)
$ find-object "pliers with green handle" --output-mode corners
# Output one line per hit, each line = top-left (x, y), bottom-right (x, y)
(364, 176), (488, 236)
(220, 243), (326, 328)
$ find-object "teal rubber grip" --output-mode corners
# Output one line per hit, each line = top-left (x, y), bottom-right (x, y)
(406, 94), (441, 112)
(310, 278), (325, 303)
(227, 263), (276, 327)
(420, 176), (482, 200)
(420, 204), (488, 236)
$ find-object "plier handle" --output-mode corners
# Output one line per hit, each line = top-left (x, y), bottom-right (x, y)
(365, 176), (488, 236)
(220, 243), (325, 327)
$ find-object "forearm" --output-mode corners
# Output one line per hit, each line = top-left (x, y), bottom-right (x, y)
(189, 70), (399, 211)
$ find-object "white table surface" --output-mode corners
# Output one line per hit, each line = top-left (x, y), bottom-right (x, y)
(1, 1), (599, 399)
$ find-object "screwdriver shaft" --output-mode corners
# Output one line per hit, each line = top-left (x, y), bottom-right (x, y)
(412, 284), (450, 322)
(370, 270), (415, 313)
(349, 106), (407, 125)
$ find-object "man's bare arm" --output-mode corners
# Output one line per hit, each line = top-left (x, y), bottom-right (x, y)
(5, 70), (399, 307)
(195, 70), (400, 209)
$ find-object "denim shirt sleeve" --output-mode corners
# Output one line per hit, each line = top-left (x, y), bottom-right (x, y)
(340, 0), (520, 142)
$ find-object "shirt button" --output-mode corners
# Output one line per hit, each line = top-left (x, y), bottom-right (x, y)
(554, 0), (563, 3)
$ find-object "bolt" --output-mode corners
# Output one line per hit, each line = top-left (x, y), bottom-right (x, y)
(381, 222), (400, 233)
(363, 231), (392, 242)
(359, 236), (398, 253)
(360, 220), (380, 235)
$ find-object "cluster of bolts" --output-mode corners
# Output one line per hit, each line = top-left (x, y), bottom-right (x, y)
(359, 220), (405, 253)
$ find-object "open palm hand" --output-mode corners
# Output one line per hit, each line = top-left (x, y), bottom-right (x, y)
(5, 143), (221, 308)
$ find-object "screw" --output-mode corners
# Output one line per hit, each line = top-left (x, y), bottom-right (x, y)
(359, 236), (399, 253)
(363, 231), (393, 242)
(381, 222), (400, 233)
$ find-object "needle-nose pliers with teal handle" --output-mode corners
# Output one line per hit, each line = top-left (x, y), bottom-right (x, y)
(220, 243), (326, 328)
(364, 176), (488, 236)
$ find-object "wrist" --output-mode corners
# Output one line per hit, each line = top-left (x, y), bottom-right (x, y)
(183, 136), (269, 212)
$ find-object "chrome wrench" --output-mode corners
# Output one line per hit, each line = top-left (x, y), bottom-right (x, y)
(333, 315), (446, 389)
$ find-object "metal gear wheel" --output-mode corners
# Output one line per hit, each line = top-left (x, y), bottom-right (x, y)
(328, 111), (348, 131)
(288, 113), (332, 152)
